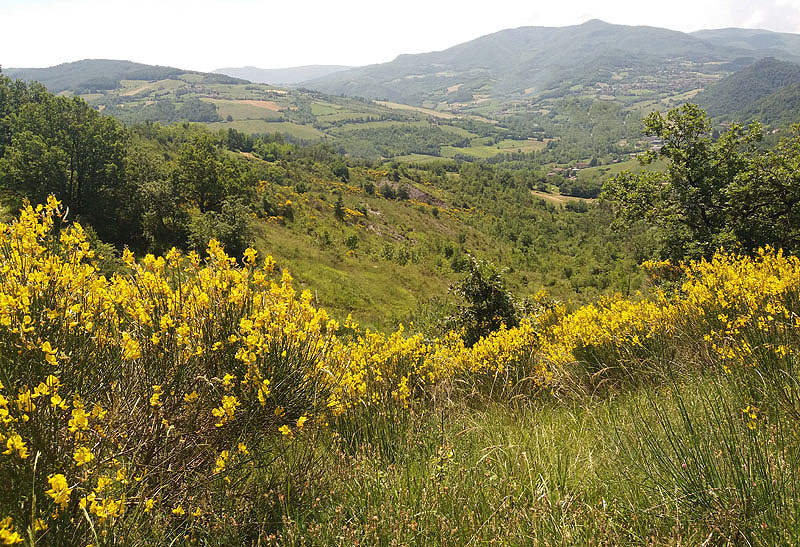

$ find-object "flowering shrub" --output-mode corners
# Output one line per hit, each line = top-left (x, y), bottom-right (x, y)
(1, 198), (799, 543)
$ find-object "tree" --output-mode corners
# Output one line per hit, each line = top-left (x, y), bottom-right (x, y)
(451, 256), (518, 347)
(188, 196), (253, 260)
(333, 194), (345, 221)
(331, 160), (349, 182)
(601, 104), (779, 260)
(0, 91), (129, 243)
(173, 134), (250, 213)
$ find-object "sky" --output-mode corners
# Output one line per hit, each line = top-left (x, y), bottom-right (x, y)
(3, 0), (800, 72)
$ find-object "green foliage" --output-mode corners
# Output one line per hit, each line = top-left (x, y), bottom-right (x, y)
(451, 256), (518, 346)
(695, 57), (800, 119)
(603, 104), (800, 260)
(188, 196), (254, 259)
(0, 79), (135, 246)
(333, 194), (345, 221)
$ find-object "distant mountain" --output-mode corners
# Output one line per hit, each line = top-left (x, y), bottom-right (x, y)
(303, 20), (800, 108)
(694, 57), (800, 118)
(4, 59), (246, 93)
(213, 65), (352, 85)
(691, 28), (800, 57)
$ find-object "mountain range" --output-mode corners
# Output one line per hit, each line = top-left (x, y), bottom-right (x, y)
(6, 19), (800, 142)
(302, 20), (800, 111)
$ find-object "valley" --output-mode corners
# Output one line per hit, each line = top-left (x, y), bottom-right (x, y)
(3, 14), (800, 545)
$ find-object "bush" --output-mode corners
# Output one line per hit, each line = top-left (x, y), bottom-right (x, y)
(188, 197), (253, 259)
(451, 256), (519, 347)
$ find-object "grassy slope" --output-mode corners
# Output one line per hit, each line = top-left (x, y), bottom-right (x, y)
(250, 176), (512, 330)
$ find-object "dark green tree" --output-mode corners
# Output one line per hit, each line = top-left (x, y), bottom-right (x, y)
(0, 91), (130, 244)
(333, 194), (345, 221)
(601, 104), (778, 260)
(451, 256), (518, 347)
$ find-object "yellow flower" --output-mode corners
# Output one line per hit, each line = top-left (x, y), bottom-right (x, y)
(211, 395), (240, 427)
(46, 474), (72, 509)
(183, 391), (198, 403)
(150, 385), (163, 407)
(2, 435), (28, 459)
(120, 332), (141, 360)
(172, 505), (185, 516)
(68, 407), (89, 432)
(73, 446), (94, 467)
(0, 517), (23, 544)
(296, 415), (308, 430)
(144, 498), (155, 513)
(243, 247), (258, 265)
(42, 341), (58, 366)
(214, 450), (229, 474)
(279, 424), (291, 436)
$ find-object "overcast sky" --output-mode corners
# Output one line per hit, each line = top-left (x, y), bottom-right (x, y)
(3, 0), (800, 72)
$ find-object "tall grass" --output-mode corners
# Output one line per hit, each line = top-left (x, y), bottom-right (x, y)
(3, 199), (800, 545)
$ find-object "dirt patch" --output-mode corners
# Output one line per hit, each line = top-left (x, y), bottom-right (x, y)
(381, 180), (447, 208)
(235, 99), (281, 111)
(121, 84), (152, 97)
(531, 190), (593, 206)
(447, 84), (463, 94)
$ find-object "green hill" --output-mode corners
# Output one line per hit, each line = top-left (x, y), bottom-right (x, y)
(736, 81), (800, 126)
(302, 20), (800, 110)
(691, 27), (800, 56)
(4, 59), (245, 93)
(694, 57), (800, 118)
(3, 59), (511, 158)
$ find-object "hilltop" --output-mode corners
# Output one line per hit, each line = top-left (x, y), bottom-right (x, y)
(303, 20), (800, 113)
(3, 59), (245, 93)
(9, 22), (800, 171)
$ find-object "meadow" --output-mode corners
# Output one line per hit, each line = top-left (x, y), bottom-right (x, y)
(2, 198), (799, 545)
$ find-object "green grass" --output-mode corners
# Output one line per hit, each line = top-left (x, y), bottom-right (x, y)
(575, 157), (666, 186)
(440, 138), (548, 159)
(202, 98), (284, 120)
(274, 339), (800, 545)
(310, 102), (341, 116)
(392, 153), (452, 164)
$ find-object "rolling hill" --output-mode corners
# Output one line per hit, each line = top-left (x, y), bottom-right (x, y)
(3, 59), (523, 160)
(303, 20), (800, 112)
(691, 27), (800, 56)
(212, 65), (353, 85)
(4, 59), (245, 93)
(694, 57), (800, 119)
(10, 21), (800, 165)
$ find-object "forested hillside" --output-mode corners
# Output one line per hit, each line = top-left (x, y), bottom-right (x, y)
(0, 74), (646, 329)
(304, 20), (800, 109)
(694, 57), (800, 117)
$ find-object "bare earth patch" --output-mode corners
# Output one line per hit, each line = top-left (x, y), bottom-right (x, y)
(531, 191), (593, 206)
(235, 99), (281, 111)
(121, 84), (152, 97)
